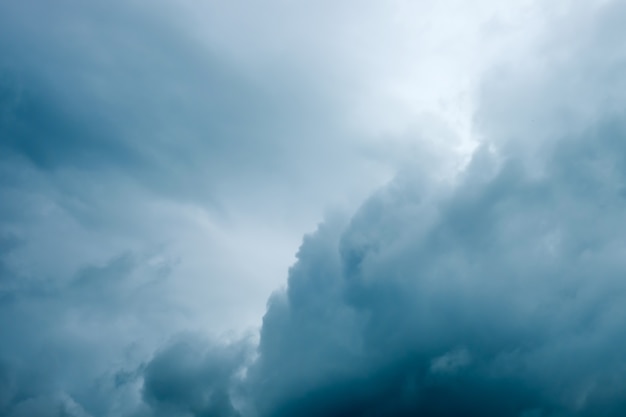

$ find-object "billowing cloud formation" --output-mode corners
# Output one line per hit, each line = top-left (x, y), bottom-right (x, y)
(248, 140), (626, 416)
(2, 0), (626, 416)
(142, 336), (250, 417)
(242, 2), (626, 416)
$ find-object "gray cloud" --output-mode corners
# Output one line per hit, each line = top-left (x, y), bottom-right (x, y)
(0, 0), (389, 345)
(0, 0), (386, 242)
(239, 2), (626, 416)
(248, 135), (626, 415)
(142, 336), (250, 417)
(2, 0), (626, 416)
(0, 250), (176, 417)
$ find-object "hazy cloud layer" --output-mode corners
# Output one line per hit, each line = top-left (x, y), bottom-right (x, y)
(2, 0), (626, 416)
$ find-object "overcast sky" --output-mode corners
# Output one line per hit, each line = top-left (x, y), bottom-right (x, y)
(2, 1), (626, 416)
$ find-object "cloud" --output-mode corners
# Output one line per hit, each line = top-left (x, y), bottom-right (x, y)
(0, 0), (392, 342)
(236, 2), (626, 416)
(0, 250), (176, 417)
(2, 0), (626, 417)
(0, 0), (387, 208)
(142, 336), (250, 417)
(247, 135), (626, 415)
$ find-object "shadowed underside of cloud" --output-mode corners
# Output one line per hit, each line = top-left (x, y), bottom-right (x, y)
(239, 2), (626, 416)
(142, 337), (251, 417)
(2, 1), (626, 417)
(247, 128), (626, 417)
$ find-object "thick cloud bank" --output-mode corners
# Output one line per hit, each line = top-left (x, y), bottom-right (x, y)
(2, 0), (626, 416)
(247, 138), (626, 416)
(242, 2), (626, 416)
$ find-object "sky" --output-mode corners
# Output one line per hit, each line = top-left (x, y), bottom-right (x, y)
(1, 0), (626, 416)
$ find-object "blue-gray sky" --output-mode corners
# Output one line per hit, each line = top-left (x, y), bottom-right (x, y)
(2, 1), (626, 416)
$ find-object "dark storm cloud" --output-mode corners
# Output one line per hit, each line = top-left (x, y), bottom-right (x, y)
(247, 134), (626, 417)
(142, 336), (250, 417)
(3, 0), (626, 417)
(236, 2), (626, 416)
